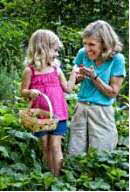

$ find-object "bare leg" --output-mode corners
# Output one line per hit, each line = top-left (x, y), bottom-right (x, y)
(41, 135), (54, 173)
(50, 135), (63, 176)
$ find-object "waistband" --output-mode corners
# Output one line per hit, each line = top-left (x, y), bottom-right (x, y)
(79, 101), (110, 107)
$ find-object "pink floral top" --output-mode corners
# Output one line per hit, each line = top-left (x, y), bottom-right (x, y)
(28, 65), (68, 120)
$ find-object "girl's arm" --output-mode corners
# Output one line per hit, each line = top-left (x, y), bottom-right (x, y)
(20, 67), (32, 98)
(20, 67), (40, 99)
(58, 68), (77, 93)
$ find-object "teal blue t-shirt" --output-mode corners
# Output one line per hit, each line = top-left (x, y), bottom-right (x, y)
(73, 48), (126, 105)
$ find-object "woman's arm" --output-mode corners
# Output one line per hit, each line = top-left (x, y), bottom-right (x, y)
(80, 67), (124, 97)
(92, 76), (124, 97)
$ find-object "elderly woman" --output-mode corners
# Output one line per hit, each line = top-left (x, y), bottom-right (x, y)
(69, 20), (126, 155)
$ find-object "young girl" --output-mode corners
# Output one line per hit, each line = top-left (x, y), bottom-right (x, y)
(20, 29), (76, 176)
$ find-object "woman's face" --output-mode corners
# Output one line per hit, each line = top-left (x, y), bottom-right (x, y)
(83, 36), (103, 61)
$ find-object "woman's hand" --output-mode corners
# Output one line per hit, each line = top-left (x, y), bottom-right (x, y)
(79, 66), (96, 79)
(79, 66), (88, 76)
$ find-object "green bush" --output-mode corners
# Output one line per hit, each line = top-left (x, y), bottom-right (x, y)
(0, 20), (26, 70)
(0, 67), (20, 101)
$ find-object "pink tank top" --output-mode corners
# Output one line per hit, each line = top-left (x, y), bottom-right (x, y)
(29, 65), (68, 120)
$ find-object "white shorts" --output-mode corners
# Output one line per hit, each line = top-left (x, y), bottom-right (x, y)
(68, 102), (118, 155)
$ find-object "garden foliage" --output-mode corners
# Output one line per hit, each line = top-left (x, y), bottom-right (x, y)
(0, 100), (129, 191)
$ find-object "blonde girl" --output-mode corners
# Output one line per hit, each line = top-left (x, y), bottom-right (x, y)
(21, 29), (76, 176)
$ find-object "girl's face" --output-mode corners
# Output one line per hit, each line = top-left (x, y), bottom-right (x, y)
(50, 44), (59, 60)
(83, 36), (103, 61)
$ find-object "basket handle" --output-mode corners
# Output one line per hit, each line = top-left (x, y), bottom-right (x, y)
(29, 92), (54, 119)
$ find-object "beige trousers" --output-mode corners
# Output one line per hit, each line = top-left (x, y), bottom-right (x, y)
(68, 102), (118, 155)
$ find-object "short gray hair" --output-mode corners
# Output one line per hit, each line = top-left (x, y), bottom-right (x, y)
(82, 20), (123, 61)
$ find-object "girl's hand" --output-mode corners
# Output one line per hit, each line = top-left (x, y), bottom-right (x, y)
(30, 89), (41, 99)
(76, 73), (86, 84)
(72, 66), (86, 83)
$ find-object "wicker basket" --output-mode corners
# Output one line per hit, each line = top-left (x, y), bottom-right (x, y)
(19, 92), (58, 132)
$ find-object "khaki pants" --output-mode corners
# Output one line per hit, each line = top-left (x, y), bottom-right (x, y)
(68, 102), (118, 155)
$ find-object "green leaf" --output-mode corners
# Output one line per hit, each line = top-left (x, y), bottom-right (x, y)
(10, 163), (27, 172)
(3, 113), (17, 126)
(107, 167), (128, 179)
(0, 146), (9, 157)
(0, 106), (9, 114)
(89, 178), (111, 190)
(0, 167), (14, 175)
(43, 172), (56, 187)
(115, 180), (129, 190)
(62, 169), (76, 183)
(0, 175), (13, 190)
(8, 130), (38, 140)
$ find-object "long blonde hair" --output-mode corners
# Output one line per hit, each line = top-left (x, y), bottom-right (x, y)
(82, 20), (123, 61)
(25, 29), (62, 70)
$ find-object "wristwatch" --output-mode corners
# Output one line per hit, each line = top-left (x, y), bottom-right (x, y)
(92, 70), (98, 80)
(94, 75), (99, 80)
